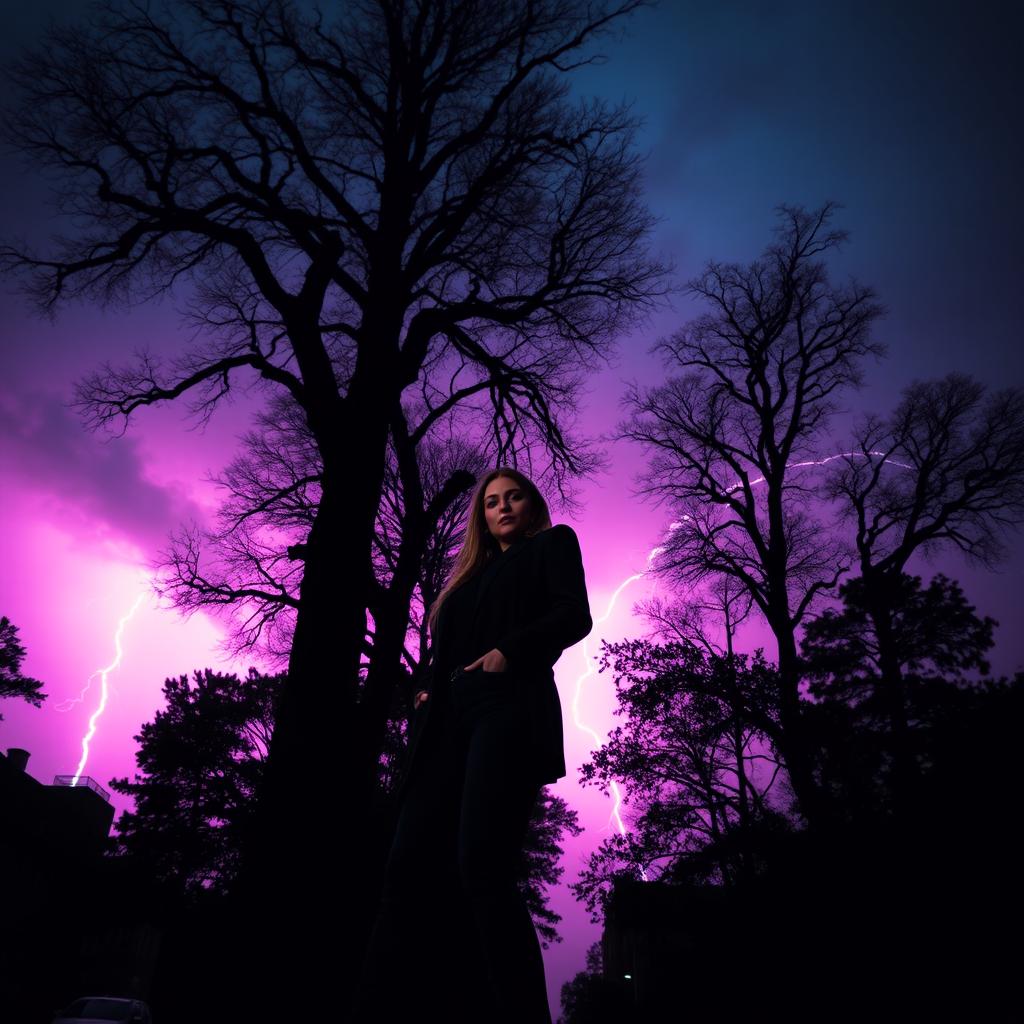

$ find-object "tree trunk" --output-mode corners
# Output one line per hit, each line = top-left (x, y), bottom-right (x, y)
(230, 393), (392, 1013)
(866, 590), (918, 822)
(773, 625), (833, 832)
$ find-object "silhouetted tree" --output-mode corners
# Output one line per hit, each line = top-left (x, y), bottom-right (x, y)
(149, 384), (469, 691)
(558, 939), (634, 1024)
(631, 575), (763, 877)
(152, 392), (322, 671)
(611, 200), (887, 828)
(0, 615), (48, 723)
(632, 572), (755, 661)
(800, 571), (997, 818)
(0, 3), (670, 998)
(573, 639), (791, 921)
(823, 372), (1024, 810)
(107, 667), (281, 900)
(522, 786), (584, 949)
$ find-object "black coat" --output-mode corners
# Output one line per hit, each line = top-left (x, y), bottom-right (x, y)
(396, 523), (594, 801)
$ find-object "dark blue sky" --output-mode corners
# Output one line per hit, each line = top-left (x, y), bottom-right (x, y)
(565, 0), (1023, 401)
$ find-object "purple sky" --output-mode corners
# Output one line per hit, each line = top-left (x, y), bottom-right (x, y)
(2, 1), (1022, 1014)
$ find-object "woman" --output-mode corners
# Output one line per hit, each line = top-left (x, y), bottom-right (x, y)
(352, 467), (594, 1023)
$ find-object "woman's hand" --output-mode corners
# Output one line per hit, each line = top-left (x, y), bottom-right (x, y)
(463, 648), (509, 674)
(413, 690), (429, 711)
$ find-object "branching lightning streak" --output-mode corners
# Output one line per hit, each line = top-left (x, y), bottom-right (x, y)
(53, 672), (105, 713)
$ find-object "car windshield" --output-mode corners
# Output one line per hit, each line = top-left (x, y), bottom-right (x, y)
(60, 998), (135, 1020)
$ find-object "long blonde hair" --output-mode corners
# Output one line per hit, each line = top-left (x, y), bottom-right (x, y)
(426, 467), (552, 636)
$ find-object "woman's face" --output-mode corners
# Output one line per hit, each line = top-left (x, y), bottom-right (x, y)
(483, 476), (530, 550)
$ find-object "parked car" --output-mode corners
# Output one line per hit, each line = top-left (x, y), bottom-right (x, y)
(51, 996), (152, 1023)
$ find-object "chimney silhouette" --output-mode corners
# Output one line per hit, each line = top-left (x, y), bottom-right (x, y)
(6, 747), (30, 772)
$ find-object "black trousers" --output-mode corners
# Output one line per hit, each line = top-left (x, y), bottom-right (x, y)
(352, 666), (552, 1023)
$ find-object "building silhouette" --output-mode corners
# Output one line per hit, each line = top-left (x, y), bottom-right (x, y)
(0, 747), (163, 1019)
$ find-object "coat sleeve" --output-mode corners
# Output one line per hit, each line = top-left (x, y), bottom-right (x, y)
(416, 659), (435, 696)
(407, 660), (434, 736)
(415, 596), (448, 700)
(495, 524), (593, 669)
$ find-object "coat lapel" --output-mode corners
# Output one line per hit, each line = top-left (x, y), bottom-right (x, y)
(431, 533), (537, 677)
(469, 534), (533, 624)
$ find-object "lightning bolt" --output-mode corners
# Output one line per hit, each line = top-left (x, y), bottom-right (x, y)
(570, 449), (907, 881)
(570, 565), (652, 879)
(63, 592), (146, 787)
(53, 666), (110, 713)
